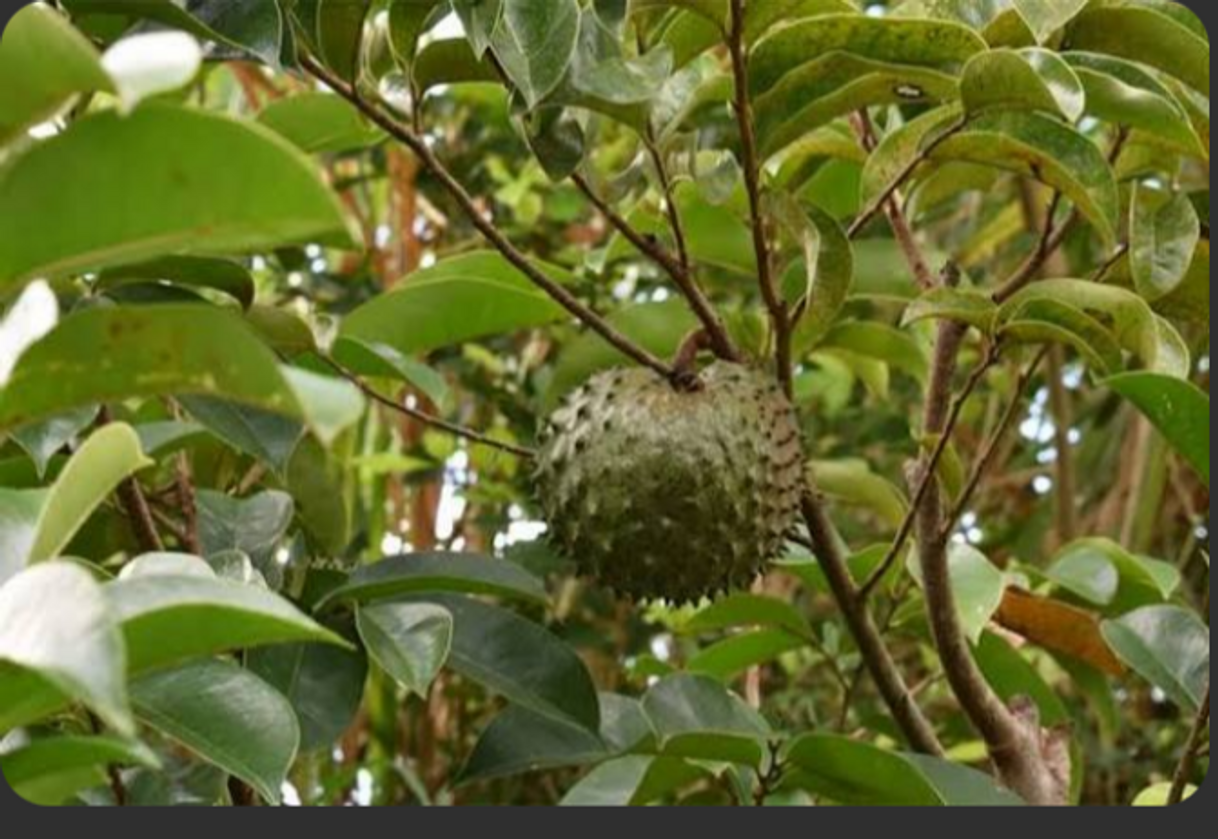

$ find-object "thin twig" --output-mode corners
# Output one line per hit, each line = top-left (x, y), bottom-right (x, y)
(1169, 685), (1210, 805)
(941, 350), (1048, 542)
(300, 55), (675, 380)
(859, 344), (999, 600)
(728, 0), (791, 396)
(324, 357), (536, 459)
(97, 407), (163, 554)
(570, 172), (740, 361)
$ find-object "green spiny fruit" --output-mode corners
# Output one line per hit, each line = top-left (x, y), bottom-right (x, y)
(535, 363), (804, 604)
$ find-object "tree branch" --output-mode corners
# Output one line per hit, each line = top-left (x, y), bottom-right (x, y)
(1169, 685), (1210, 805)
(728, 0), (791, 396)
(300, 55), (675, 380)
(570, 172), (741, 362)
(98, 407), (163, 554)
(324, 357), (536, 460)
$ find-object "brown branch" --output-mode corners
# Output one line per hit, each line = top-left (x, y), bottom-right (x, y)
(300, 55), (674, 380)
(570, 172), (741, 362)
(915, 323), (1066, 805)
(174, 452), (203, 555)
(728, 0), (791, 396)
(1169, 685), (1210, 805)
(646, 137), (693, 276)
(859, 343), (998, 600)
(324, 357), (536, 460)
(97, 407), (163, 554)
(800, 492), (945, 756)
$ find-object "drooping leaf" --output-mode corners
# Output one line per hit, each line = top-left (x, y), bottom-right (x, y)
(1106, 373), (1208, 487)
(0, 105), (357, 289)
(357, 601), (453, 697)
(1130, 185), (1202, 302)
(0, 3), (112, 144)
(247, 639), (368, 753)
(131, 659), (299, 804)
(318, 553), (548, 610)
(1101, 606), (1209, 713)
(0, 735), (158, 807)
(0, 563), (131, 736)
(105, 570), (348, 674)
(490, 0), (582, 108)
(1067, 5), (1209, 97)
(960, 48), (1084, 121)
(1010, 0), (1087, 45)
(341, 251), (572, 357)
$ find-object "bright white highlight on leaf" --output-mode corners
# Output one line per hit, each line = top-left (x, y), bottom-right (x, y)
(102, 32), (203, 115)
(0, 280), (58, 387)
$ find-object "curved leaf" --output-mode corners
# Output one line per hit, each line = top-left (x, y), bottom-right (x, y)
(357, 601), (453, 697)
(1107, 372), (1209, 487)
(960, 48), (1084, 121)
(0, 105), (357, 288)
(318, 553), (547, 610)
(1130, 184), (1201, 302)
(257, 91), (384, 154)
(1101, 606), (1209, 713)
(1067, 5), (1209, 97)
(0, 735), (158, 807)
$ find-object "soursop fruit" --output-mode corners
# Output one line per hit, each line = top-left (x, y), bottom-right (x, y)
(535, 363), (804, 603)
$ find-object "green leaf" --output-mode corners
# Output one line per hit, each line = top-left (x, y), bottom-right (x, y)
(755, 52), (961, 158)
(341, 251), (571, 357)
(0, 489), (47, 585)
(684, 593), (813, 640)
(247, 640), (368, 753)
(687, 629), (808, 683)
(545, 299), (699, 407)
(1065, 53), (1205, 157)
(859, 104), (963, 208)
(929, 112), (1119, 245)
(257, 91), (384, 154)
(0, 563), (131, 736)
(775, 544), (891, 594)
(131, 659), (299, 804)
(0, 306), (364, 445)
(27, 423), (152, 568)
(318, 553), (548, 610)
(412, 37), (500, 92)
(783, 202), (855, 351)
(0, 4), (112, 144)
(960, 48), (1084, 121)
(946, 543), (1008, 645)
(197, 490), (295, 571)
(901, 287), (998, 332)
(490, 0), (582, 108)
(1000, 299), (1125, 375)
(1107, 373), (1208, 487)
(1010, 0), (1087, 44)
(357, 602), (453, 697)
(287, 435), (352, 557)
(783, 734), (942, 805)
(453, 0), (503, 58)
(902, 753), (1027, 806)
(0, 105), (357, 288)
(642, 673), (769, 767)
(817, 321), (929, 382)
(9, 406), (98, 480)
(180, 398), (302, 476)
(975, 632), (1070, 728)
(96, 255), (256, 310)
(1133, 782), (1197, 806)
(421, 593), (601, 732)
(1101, 606), (1209, 713)
(331, 338), (450, 410)
(291, 0), (373, 83)
(106, 570), (348, 674)
(0, 735), (158, 807)
(560, 755), (707, 806)
(1067, 5), (1209, 97)
(807, 459), (908, 529)
(1130, 185), (1201, 302)
(460, 703), (611, 785)
(1046, 538), (1181, 612)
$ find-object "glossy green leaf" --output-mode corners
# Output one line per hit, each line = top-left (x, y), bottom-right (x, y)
(1065, 52), (1205, 157)
(357, 602), (453, 697)
(1101, 606), (1209, 713)
(490, 0), (581, 108)
(1130, 185), (1201, 302)
(1010, 0), (1087, 44)
(131, 659), (299, 804)
(0, 3), (112, 144)
(197, 490), (294, 573)
(783, 734), (942, 805)
(9, 406), (98, 480)
(421, 594), (601, 732)
(783, 202), (855, 351)
(0, 306), (364, 444)
(331, 338), (450, 409)
(818, 321), (929, 382)
(247, 640), (368, 753)
(453, 0), (503, 58)
(27, 423), (152, 567)
(97, 256), (256, 310)
(930, 112), (1119, 245)
(0, 489), (46, 585)
(180, 398), (302, 475)
(412, 37), (499, 92)
(961, 48), (1084, 121)
(560, 755), (707, 806)
(291, 0), (372, 83)
(1067, 5), (1209, 97)
(1046, 538), (1181, 612)
(1107, 373), (1209, 488)
(460, 703), (610, 785)
(687, 629), (808, 683)
(288, 435), (353, 557)
(947, 544), (1008, 645)
(106, 570), (348, 674)
(0, 735), (158, 807)
(807, 459), (908, 529)
(902, 753), (1027, 806)
(341, 251), (571, 357)
(683, 593), (814, 640)
(318, 553), (547, 610)
(387, 0), (448, 67)
(975, 632), (1070, 728)
(901, 287), (998, 332)
(0, 105), (357, 288)
(0, 563), (131, 736)
(257, 91), (384, 154)
(642, 674), (769, 767)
